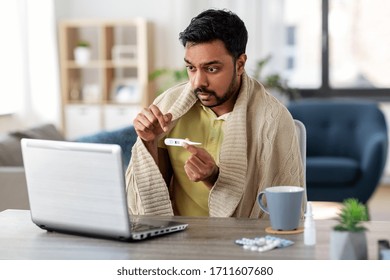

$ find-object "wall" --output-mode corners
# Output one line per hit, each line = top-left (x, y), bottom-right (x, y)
(0, 0), (61, 134)
(2, 0), (282, 134)
(0, 115), (24, 134)
(53, 0), (267, 72)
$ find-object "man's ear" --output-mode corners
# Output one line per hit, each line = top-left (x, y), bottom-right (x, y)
(236, 53), (247, 76)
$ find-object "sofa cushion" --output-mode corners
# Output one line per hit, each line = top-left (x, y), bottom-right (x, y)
(307, 157), (360, 184)
(0, 124), (65, 167)
(0, 135), (24, 166)
(10, 124), (65, 141)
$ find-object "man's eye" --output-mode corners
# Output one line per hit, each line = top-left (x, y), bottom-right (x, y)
(186, 65), (195, 71)
(207, 67), (218, 73)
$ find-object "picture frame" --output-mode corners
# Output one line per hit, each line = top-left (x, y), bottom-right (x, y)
(111, 78), (140, 103)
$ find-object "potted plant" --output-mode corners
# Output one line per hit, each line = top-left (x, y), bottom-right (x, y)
(74, 40), (91, 65)
(329, 198), (369, 259)
(149, 68), (188, 95)
(253, 55), (300, 104)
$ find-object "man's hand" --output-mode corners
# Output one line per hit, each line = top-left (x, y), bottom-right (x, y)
(133, 104), (172, 164)
(183, 143), (219, 189)
(133, 104), (172, 143)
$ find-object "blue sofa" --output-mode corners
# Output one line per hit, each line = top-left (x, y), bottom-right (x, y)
(75, 125), (138, 168)
(288, 99), (388, 204)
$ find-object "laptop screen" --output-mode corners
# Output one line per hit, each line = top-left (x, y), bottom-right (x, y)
(21, 139), (132, 238)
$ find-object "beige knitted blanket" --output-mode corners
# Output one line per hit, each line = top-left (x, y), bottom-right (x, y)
(126, 72), (305, 217)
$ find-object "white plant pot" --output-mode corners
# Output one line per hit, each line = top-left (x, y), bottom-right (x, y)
(74, 46), (91, 65)
(329, 230), (368, 260)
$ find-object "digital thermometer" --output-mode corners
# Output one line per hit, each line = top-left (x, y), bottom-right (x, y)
(164, 138), (202, 147)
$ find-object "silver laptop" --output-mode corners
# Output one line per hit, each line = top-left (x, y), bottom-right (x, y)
(21, 138), (187, 241)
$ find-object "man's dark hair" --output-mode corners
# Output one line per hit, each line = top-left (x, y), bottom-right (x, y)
(179, 9), (248, 60)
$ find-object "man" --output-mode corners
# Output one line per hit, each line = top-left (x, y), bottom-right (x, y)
(126, 9), (304, 217)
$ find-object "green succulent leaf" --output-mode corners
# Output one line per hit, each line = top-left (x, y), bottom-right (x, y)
(77, 40), (90, 47)
(333, 198), (369, 232)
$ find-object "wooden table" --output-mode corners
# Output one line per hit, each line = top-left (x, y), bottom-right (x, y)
(0, 209), (388, 260)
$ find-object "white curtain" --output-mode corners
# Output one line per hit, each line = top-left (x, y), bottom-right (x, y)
(0, 1), (24, 116)
(0, 0), (60, 129)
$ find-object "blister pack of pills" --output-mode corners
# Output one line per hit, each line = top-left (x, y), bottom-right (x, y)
(235, 235), (294, 253)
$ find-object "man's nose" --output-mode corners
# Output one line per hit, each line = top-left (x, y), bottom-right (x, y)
(192, 70), (208, 89)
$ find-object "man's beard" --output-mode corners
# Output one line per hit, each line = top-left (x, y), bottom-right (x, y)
(193, 70), (239, 108)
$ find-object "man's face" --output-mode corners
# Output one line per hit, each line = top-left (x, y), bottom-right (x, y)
(184, 40), (246, 114)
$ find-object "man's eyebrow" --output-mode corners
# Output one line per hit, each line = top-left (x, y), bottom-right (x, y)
(184, 58), (223, 66)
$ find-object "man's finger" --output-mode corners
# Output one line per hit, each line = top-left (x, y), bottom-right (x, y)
(163, 113), (173, 128)
(150, 105), (172, 131)
(136, 113), (155, 131)
(183, 143), (199, 155)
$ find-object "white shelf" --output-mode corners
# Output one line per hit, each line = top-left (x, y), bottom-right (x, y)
(59, 19), (153, 138)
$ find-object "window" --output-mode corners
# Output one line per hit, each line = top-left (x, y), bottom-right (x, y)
(285, 26), (296, 70)
(286, 26), (296, 46)
(278, 0), (390, 98)
(329, 0), (390, 89)
(282, 0), (322, 89)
